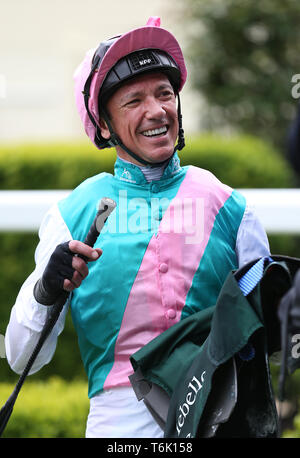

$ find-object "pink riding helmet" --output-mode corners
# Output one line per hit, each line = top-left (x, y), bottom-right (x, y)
(73, 17), (187, 151)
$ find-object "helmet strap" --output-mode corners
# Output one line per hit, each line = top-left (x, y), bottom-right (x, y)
(175, 92), (185, 151)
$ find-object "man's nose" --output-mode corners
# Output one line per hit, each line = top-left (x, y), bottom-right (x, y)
(144, 96), (166, 119)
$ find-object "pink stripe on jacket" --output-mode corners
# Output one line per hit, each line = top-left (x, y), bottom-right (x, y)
(103, 167), (232, 389)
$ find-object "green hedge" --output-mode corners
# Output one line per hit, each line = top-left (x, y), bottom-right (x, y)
(284, 416), (300, 438)
(0, 141), (114, 190)
(184, 134), (295, 188)
(0, 134), (298, 384)
(0, 377), (89, 438)
(0, 134), (295, 189)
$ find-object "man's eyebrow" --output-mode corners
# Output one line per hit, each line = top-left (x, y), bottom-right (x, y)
(157, 82), (173, 90)
(119, 83), (174, 105)
(120, 91), (144, 104)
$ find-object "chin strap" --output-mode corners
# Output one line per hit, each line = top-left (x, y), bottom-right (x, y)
(176, 92), (185, 151)
(100, 93), (185, 168)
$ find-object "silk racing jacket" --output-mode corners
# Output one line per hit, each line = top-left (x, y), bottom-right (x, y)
(5, 153), (270, 399)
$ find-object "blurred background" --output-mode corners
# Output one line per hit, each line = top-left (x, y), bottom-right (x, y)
(0, 0), (200, 142)
(1, 0), (300, 438)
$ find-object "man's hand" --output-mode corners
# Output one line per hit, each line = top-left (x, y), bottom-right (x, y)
(63, 240), (102, 291)
(33, 240), (102, 305)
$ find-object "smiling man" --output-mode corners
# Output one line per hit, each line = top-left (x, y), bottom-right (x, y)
(5, 17), (271, 438)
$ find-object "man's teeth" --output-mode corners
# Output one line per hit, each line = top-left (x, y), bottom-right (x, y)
(142, 126), (167, 137)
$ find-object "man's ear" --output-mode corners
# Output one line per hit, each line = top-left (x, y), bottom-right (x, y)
(98, 117), (111, 140)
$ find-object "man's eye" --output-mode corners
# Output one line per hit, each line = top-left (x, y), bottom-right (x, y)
(127, 99), (140, 106)
(160, 91), (173, 98)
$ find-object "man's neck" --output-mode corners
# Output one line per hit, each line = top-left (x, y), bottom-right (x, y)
(118, 156), (166, 182)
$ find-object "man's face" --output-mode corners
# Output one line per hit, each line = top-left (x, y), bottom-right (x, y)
(100, 72), (179, 165)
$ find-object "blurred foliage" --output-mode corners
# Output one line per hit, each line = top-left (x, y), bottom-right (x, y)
(271, 363), (300, 437)
(0, 141), (114, 190)
(177, 0), (300, 149)
(284, 415), (300, 438)
(0, 135), (295, 189)
(183, 134), (295, 187)
(0, 377), (89, 438)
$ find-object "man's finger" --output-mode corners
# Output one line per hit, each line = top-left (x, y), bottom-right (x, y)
(72, 256), (89, 278)
(68, 240), (102, 261)
(71, 270), (84, 288)
(63, 278), (75, 292)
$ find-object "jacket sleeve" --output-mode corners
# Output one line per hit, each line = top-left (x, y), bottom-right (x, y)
(235, 202), (270, 268)
(4, 203), (72, 375)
